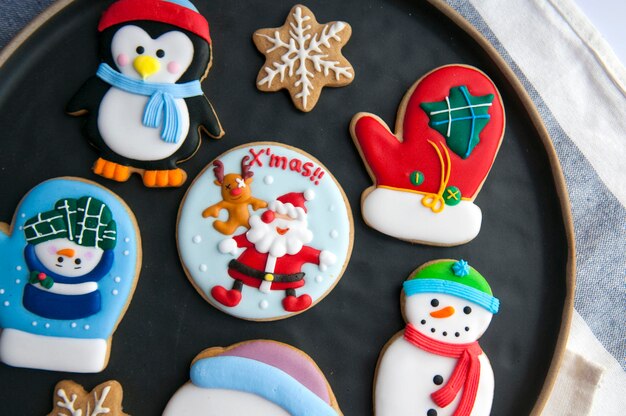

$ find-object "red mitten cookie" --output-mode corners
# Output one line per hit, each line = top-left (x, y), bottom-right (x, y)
(351, 65), (505, 246)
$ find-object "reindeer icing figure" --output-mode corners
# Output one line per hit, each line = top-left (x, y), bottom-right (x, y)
(202, 156), (267, 235)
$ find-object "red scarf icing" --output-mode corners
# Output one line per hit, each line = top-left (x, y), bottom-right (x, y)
(404, 323), (483, 416)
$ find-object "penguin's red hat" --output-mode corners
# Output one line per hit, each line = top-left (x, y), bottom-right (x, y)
(98, 0), (211, 43)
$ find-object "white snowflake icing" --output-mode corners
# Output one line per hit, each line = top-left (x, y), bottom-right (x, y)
(256, 6), (353, 110)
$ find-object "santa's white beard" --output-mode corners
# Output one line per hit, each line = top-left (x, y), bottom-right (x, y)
(247, 215), (313, 257)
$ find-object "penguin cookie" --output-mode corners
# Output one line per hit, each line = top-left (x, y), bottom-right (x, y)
(162, 340), (343, 415)
(0, 178), (141, 372)
(374, 260), (500, 416)
(351, 65), (505, 246)
(68, 0), (224, 188)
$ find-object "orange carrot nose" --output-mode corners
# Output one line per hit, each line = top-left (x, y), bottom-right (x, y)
(56, 248), (75, 257)
(430, 306), (455, 318)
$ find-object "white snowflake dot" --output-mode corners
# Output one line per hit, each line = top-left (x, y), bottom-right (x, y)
(259, 300), (269, 309)
(199, 264), (208, 272)
(32, 321), (37, 327)
(84, 325), (90, 330)
(114, 276), (121, 283)
(330, 229), (339, 239)
(264, 175), (274, 185)
(20, 213), (26, 218)
(15, 266), (22, 271)
(45, 323), (50, 329)
(315, 275), (324, 283)
(123, 250), (130, 256)
(124, 237), (130, 243)
(0, 289), (4, 295)
(71, 322), (77, 328)
(15, 279), (21, 284)
(18, 226), (23, 231)
(3, 301), (9, 307)
(192, 235), (202, 244)
(112, 289), (119, 296)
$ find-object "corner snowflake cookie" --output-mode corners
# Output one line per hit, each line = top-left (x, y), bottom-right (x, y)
(253, 4), (355, 112)
(48, 380), (128, 416)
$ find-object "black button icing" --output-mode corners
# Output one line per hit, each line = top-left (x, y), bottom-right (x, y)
(433, 375), (444, 385)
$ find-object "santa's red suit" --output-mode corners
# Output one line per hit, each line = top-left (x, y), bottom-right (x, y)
(226, 233), (321, 290)
(211, 191), (335, 313)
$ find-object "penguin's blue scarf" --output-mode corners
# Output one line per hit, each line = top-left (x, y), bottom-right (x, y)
(96, 63), (203, 144)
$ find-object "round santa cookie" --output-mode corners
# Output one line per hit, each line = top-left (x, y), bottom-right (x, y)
(67, 0), (224, 188)
(0, 177), (141, 373)
(374, 259), (500, 416)
(162, 340), (343, 416)
(48, 380), (128, 416)
(177, 142), (353, 321)
(351, 64), (505, 246)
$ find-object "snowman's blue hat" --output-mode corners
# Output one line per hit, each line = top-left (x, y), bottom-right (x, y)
(403, 259), (500, 314)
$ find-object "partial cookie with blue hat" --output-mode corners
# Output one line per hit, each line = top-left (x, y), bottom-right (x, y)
(162, 340), (343, 416)
(67, 0), (224, 188)
(374, 259), (500, 416)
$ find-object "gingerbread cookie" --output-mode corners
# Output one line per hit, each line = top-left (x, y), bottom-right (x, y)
(351, 64), (505, 246)
(0, 177), (141, 372)
(67, 0), (224, 188)
(374, 259), (500, 416)
(163, 340), (343, 415)
(48, 380), (128, 416)
(177, 142), (353, 320)
(254, 4), (354, 112)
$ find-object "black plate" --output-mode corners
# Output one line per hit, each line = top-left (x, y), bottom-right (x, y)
(0, 0), (570, 414)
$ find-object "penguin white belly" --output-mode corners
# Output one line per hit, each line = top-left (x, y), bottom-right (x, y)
(374, 336), (494, 416)
(97, 87), (190, 161)
(162, 384), (291, 416)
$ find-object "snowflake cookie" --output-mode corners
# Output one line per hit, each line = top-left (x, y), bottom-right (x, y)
(48, 380), (128, 416)
(253, 4), (355, 112)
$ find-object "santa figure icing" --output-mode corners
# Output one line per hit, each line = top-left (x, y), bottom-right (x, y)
(213, 190), (336, 312)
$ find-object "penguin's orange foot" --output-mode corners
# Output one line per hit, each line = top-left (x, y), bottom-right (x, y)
(93, 158), (131, 182)
(142, 168), (187, 188)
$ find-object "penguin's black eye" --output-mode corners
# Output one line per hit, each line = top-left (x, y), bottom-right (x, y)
(57, 257), (64, 263)
(156, 49), (165, 58)
(464, 306), (472, 314)
(74, 259), (82, 265)
(430, 299), (439, 307)
(136, 46), (145, 54)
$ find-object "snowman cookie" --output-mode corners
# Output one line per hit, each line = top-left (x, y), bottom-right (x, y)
(351, 65), (505, 246)
(0, 177), (141, 372)
(162, 340), (343, 416)
(67, 0), (224, 188)
(177, 142), (353, 321)
(48, 380), (128, 416)
(374, 259), (500, 416)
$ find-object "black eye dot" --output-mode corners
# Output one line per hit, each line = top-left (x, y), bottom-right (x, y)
(433, 375), (444, 385)
(74, 258), (82, 265)
(465, 326), (470, 332)
(442, 331), (448, 336)
(430, 299), (439, 307)
(57, 257), (64, 263)
(455, 332), (460, 337)
(420, 319), (426, 325)
(136, 46), (145, 54)
(156, 49), (165, 58)
(464, 306), (472, 314)
(427, 409), (438, 416)
(430, 328), (436, 333)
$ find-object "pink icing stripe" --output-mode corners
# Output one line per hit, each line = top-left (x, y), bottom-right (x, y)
(221, 341), (330, 403)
